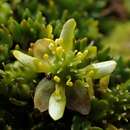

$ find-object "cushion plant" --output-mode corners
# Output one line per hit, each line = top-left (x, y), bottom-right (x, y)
(13, 18), (116, 120)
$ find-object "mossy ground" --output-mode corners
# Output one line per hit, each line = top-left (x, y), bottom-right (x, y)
(0, 0), (130, 130)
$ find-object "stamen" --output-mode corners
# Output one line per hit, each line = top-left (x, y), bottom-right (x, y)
(54, 75), (61, 83)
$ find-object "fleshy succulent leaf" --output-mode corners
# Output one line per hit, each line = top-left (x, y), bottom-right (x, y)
(86, 77), (95, 99)
(99, 75), (110, 92)
(106, 124), (118, 130)
(86, 46), (97, 59)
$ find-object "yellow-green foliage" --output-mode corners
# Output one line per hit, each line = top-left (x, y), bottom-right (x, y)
(102, 22), (130, 60)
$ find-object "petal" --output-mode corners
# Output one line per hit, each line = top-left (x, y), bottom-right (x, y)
(49, 84), (66, 120)
(34, 78), (54, 112)
(13, 50), (52, 73)
(92, 60), (117, 79)
(66, 80), (91, 115)
(60, 18), (76, 51)
(30, 38), (54, 59)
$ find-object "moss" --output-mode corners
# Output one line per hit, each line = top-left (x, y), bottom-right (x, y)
(0, 0), (130, 130)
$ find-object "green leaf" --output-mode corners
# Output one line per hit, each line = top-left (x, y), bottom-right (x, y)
(90, 99), (109, 120)
(99, 75), (110, 93)
(89, 127), (103, 130)
(71, 115), (91, 130)
(106, 124), (118, 130)
(86, 46), (97, 59)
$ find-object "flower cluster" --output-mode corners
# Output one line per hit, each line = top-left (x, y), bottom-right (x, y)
(13, 18), (116, 120)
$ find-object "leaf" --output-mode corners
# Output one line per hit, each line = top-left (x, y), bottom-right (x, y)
(85, 77), (95, 99)
(34, 78), (54, 112)
(90, 99), (109, 121)
(49, 84), (66, 120)
(89, 127), (103, 130)
(106, 124), (118, 130)
(71, 115), (91, 130)
(86, 46), (97, 59)
(99, 75), (110, 92)
(66, 80), (91, 115)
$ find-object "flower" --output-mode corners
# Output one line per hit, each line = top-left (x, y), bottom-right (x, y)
(13, 18), (117, 120)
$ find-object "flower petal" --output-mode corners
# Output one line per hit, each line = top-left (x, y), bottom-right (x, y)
(13, 50), (52, 73)
(66, 80), (91, 115)
(30, 38), (54, 59)
(34, 78), (54, 112)
(92, 60), (117, 79)
(60, 18), (76, 51)
(49, 84), (66, 120)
